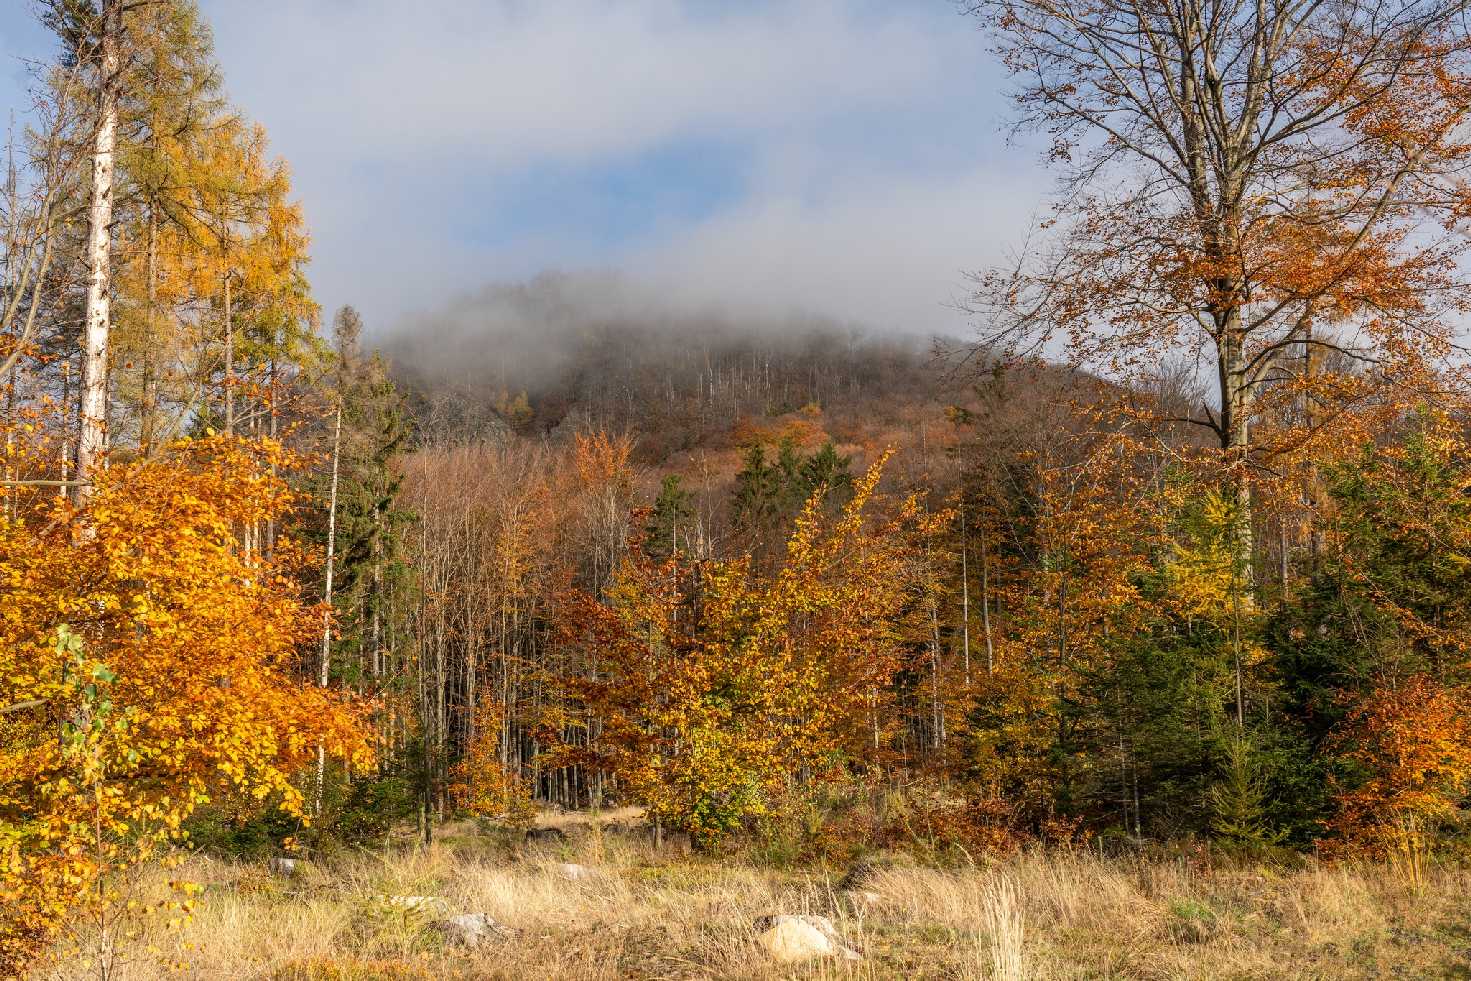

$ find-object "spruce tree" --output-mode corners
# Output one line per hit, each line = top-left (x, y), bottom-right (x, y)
(646, 474), (694, 562)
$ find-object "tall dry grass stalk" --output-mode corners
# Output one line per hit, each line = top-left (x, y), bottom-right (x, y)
(981, 876), (1026, 980)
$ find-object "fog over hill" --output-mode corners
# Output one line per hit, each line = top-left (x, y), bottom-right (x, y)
(382, 272), (962, 452)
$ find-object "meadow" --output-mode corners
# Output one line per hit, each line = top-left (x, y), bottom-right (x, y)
(40, 812), (1471, 980)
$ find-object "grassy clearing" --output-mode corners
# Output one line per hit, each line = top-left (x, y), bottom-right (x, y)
(34, 817), (1471, 979)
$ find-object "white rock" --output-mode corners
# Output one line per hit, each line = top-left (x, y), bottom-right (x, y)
(438, 911), (505, 948)
(755, 915), (861, 963)
(267, 857), (297, 877)
(556, 862), (593, 881)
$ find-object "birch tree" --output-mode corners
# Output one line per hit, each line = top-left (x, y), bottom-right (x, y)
(45, 0), (126, 501)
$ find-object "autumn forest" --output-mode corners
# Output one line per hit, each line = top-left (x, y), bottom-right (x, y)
(8, 0), (1471, 977)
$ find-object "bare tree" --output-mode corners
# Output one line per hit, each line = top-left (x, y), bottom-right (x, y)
(0, 81), (78, 383)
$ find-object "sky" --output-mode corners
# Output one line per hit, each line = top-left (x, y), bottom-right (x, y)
(0, 0), (1048, 339)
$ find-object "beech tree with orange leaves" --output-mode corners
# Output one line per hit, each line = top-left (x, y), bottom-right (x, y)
(966, 0), (1471, 551)
(0, 433), (371, 974)
(1330, 676), (1471, 879)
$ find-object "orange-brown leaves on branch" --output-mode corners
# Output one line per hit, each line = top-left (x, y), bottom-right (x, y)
(966, 0), (1471, 494)
(449, 700), (536, 828)
(1329, 676), (1471, 880)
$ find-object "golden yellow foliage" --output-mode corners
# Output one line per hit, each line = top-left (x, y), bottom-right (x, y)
(565, 453), (935, 844)
(0, 435), (371, 973)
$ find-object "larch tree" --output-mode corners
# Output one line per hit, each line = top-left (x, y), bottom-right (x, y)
(109, 0), (223, 456)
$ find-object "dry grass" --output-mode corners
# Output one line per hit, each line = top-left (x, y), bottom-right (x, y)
(33, 824), (1471, 980)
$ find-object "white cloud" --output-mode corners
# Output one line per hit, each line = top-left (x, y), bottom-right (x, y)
(635, 161), (1047, 336)
(192, 0), (1039, 335)
(210, 0), (973, 170)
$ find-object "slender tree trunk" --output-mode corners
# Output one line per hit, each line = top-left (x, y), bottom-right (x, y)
(223, 271), (234, 434)
(1231, 563), (1246, 731)
(315, 404), (343, 815)
(266, 359), (278, 556)
(1302, 324), (1321, 564)
(1278, 517), (1289, 598)
(140, 211), (158, 455)
(4, 364), (14, 519)
(59, 358), (71, 497)
(929, 600), (945, 751)
(371, 514), (382, 684)
(921, 539), (945, 750)
(77, 0), (121, 504)
(959, 502), (972, 686)
(980, 526), (995, 675)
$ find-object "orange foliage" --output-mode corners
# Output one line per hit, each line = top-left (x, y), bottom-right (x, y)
(448, 699), (536, 827)
(572, 430), (635, 487)
(0, 435), (371, 972)
(970, 430), (1166, 813)
(1330, 676), (1471, 879)
(729, 414), (830, 451)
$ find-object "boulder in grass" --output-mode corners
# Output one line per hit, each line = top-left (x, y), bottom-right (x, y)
(754, 915), (862, 963)
(437, 912), (508, 949)
(267, 857), (298, 877)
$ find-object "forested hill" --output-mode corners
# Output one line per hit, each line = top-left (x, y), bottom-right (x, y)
(383, 273), (963, 463)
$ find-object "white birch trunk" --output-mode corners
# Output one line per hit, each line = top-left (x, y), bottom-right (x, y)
(315, 404), (343, 815)
(77, 0), (120, 504)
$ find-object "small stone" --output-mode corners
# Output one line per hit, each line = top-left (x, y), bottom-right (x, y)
(437, 911), (506, 948)
(267, 857), (297, 877)
(755, 915), (861, 963)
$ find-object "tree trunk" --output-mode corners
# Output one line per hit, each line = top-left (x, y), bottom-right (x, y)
(980, 524), (995, 675)
(58, 358), (70, 498)
(1219, 308), (1255, 575)
(223, 271), (234, 434)
(315, 404), (343, 815)
(959, 502), (972, 686)
(77, 0), (121, 504)
(139, 211), (158, 455)
(266, 359), (278, 556)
